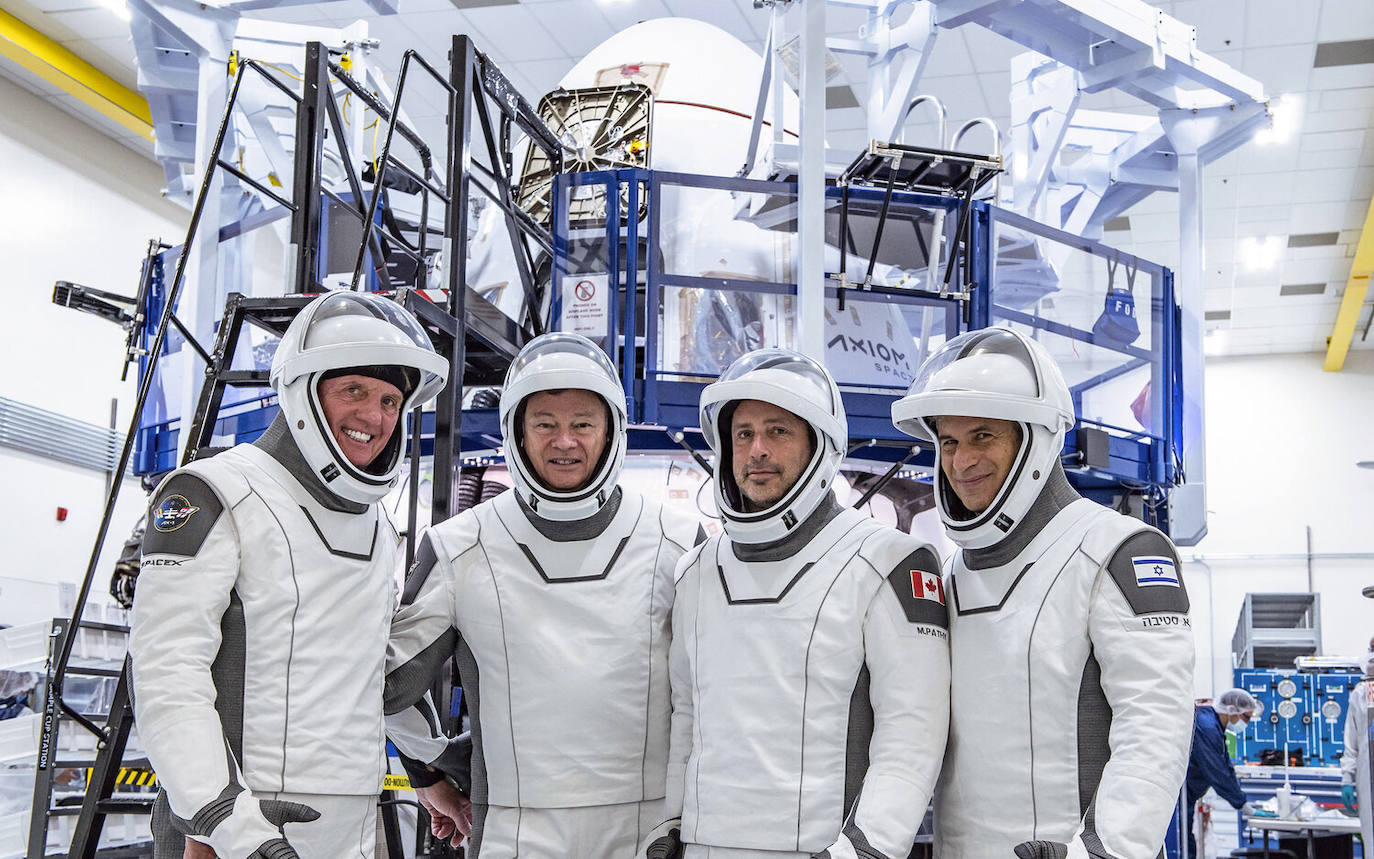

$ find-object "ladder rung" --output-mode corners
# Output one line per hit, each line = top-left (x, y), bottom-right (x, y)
(49, 793), (157, 815)
(219, 370), (271, 385)
(77, 619), (130, 633)
(65, 664), (123, 677)
(97, 796), (156, 813)
(53, 756), (149, 769)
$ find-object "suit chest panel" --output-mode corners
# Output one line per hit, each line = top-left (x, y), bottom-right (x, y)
(228, 461), (393, 632)
(947, 504), (1107, 685)
(452, 507), (670, 670)
(693, 528), (876, 702)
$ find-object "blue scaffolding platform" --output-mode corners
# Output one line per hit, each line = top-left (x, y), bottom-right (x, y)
(129, 166), (1186, 531)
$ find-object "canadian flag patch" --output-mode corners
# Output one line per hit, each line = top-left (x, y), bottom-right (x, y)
(911, 570), (945, 605)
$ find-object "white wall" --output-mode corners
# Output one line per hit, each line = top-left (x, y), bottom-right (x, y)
(1187, 349), (1374, 697)
(0, 74), (186, 626)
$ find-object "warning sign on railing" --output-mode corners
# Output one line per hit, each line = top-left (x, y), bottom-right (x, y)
(561, 274), (609, 338)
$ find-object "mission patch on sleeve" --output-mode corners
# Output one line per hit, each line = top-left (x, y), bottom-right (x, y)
(1105, 530), (1190, 616)
(140, 473), (224, 558)
(884, 547), (948, 628)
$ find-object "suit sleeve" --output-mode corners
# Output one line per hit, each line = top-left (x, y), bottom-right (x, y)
(1342, 685), (1365, 786)
(1071, 530), (1194, 859)
(384, 532), (459, 778)
(1193, 713), (1246, 808)
(822, 545), (950, 859)
(129, 472), (246, 822)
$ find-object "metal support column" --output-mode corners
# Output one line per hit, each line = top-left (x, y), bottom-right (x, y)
(796, 0), (826, 359)
(289, 41), (327, 294)
(1160, 108), (1215, 546)
(433, 34), (475, 528)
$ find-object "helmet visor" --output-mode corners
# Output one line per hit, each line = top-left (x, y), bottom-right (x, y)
(302, 292), (435, 352)
(907, 327), (1041, 400)
(702, 349), (837, 433)
(507, 331), (620, 387)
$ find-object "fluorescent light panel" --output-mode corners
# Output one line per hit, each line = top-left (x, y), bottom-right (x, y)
(1238, 236), (1283, 271)
(1255, 94), (1302, 146)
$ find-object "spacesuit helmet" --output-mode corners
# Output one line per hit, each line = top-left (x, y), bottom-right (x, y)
(700, 349), (847, 545)
(499, 332), (628, 521)
(270, 291), (449, 504)
(891, 327), (1073, 549)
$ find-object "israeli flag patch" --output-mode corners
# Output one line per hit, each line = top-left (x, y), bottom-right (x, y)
(1132, 556), (1180, 588)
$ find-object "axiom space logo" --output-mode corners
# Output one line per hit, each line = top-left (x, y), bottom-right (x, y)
(153, 494), (200, 532)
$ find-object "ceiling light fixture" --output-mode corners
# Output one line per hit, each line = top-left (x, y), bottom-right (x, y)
(1358, 460), (1374, 470)
(95, 0), (131, 20)
(1203, 328), (1229, 358)
(1255, 94), (1302, 146)
(1238, 235), (1282, 272)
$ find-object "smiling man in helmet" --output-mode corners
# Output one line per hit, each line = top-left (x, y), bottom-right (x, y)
(383, 331), (700, 858)
(649, 349), (950, 859)
(129, 291), (448, 859)
(891, 327), (1194, 859)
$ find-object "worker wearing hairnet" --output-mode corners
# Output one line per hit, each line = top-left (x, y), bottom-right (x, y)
(383, 332), (701, 858)
(130, 292), (448, 859)
(1186, 689), (1260, 858)
(653, 349), (950, 859)
(891, 327), (1194, 859)
(1341, 651), (1374, 850)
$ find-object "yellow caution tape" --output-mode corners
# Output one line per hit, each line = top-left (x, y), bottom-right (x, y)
(383, 774), (413, 791)
(85, 767), (158, 787)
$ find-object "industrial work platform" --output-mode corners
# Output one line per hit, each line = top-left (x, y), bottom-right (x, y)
(121, 164), (1187, 532)
(548, 167), (1184, 525)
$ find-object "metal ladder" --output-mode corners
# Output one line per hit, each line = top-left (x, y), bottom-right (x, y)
(25, 620), (152, 859)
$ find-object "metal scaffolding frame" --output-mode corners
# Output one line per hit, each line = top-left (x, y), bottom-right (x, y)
(44, 33), (557, 858)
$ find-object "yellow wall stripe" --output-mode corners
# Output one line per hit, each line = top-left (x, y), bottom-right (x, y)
(0, 8), (153, 140)
(1325, 194), (1374, 371)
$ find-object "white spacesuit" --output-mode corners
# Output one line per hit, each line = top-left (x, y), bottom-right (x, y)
(1340, 654), (1373, 849)
(384, 332), (700, 858)
(657, 349), (950, 859)
(891, 327), (1195, 859)
(130, 292), (448, 859)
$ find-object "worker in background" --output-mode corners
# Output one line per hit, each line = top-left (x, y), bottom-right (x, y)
(652, 349), (950, 859)
(892, 328), (1194, 859)
(129, 292), (448, 859)
(1341, 650), (1373, 850)
(383, 332), (700, 858)
(1186, 689), (1261, 859)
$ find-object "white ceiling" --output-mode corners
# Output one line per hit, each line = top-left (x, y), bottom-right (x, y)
(2, 0), (1372, 357)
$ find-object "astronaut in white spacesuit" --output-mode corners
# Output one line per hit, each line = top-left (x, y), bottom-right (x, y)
(649, 348), (950, 859)
(383, 331), (700, 858)
(129, 291), (448, 859)
(891, 327), (1195, 859)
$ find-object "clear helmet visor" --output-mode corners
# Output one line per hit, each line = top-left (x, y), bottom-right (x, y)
(300, 291), (436, 353)
(702, 349), (838, 435)
(909, 327), (1041, 401)
(505, 331), (620, 388)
